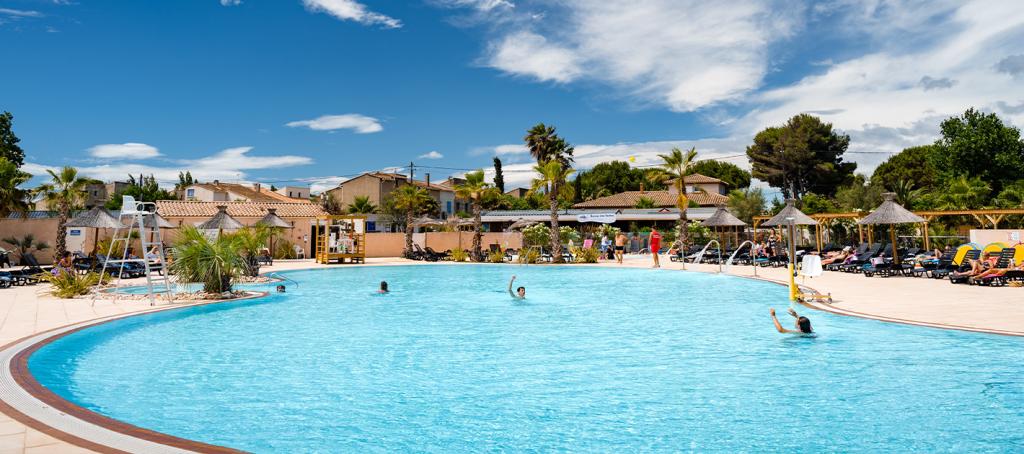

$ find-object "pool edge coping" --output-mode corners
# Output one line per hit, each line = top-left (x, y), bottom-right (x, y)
(0, 291), (270, 454)
(1, 261), (1020, 454)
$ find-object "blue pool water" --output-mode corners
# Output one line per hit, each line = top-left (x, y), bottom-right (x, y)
(29, 266), (1024, 452)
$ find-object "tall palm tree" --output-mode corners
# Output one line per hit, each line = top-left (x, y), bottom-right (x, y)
(391, 185), (431, 258)
(525, 123), (574, 167)
(346, 195), (377, 214)
(524, 123), (575, 262)
(454, 170), (496, 261)
(529, 161), (575, 263)
(35, 166), (91, 259)
(932, 176), (991, 210)
(0, 157), (33, 218)
(890, 179), (923, 208)
(658, 147), (699, 249)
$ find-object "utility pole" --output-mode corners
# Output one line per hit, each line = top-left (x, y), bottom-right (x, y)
(408, 161), (415, 181)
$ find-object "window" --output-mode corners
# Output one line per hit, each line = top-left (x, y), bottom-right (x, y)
(367, 221), (376, 232)
(446, 201), (452, 214)
(289, 191), (293, 197)
(186, 188), (195, 198)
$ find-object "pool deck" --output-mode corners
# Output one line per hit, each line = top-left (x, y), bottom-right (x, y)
(0, 256), (1021, 453)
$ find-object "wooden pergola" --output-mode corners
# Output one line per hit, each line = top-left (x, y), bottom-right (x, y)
(753, 208), (1024, 252)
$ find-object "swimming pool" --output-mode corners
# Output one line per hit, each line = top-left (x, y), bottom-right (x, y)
(28, 265), (1024, 452)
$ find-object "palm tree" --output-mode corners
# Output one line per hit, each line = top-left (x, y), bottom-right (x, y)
(890, 179), (923, 208)
(658, 147), (699, 249)
(35, 166), (92, 259)
(346, 195), (377, 214)
(634, 196), (656, 209)
(0, 157), (33, 218)
(932, 176), (991, 210)
(524, 123), (575, 262)
(529, 161), (575, 263)
(525, 123), (574, 167)
(229, 225), (273, 277)
(995, 181), (1024, 208)
(454, 170), (497, 261)
(391, 185), (431, 257)
(643, 169), (668, 191)
(170, 225), (246, 293)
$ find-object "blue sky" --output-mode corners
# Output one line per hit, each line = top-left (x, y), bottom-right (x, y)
(3, 0), (1024, 193)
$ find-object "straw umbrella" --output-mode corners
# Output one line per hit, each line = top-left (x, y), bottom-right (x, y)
(702, 204), (746, 250)
(857, 192), (925, 266)
(762, 198), (818, 254)
(65, 207), (126, 257)
(411, 216), (444, 250)
(257, 208), (292, 258)
(197, 205), (244, 236)
(506, 218), (538, 231)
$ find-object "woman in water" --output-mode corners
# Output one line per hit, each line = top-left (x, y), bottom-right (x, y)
(378, 281), (389, 294)
(507, 275), (525, 299)
(770, 308), (813, 334)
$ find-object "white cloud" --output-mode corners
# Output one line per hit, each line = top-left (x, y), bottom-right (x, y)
(487, 31), (582, 83)
(87, 143), (161, 159)
(732, 1), (1024, 176)
(301, 0), (401, 28)
(25, 147), (313, 188)
(418, 151), (444, 159)
(286, 114), (383, 133)
(470, 144), (528, 156)
(480, 1), (801, 110)
(435, 0), (513, 12)
(220, 0), (242, 6)
(0, 8), (43, 17)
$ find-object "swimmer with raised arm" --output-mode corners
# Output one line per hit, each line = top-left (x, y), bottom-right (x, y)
(508, 275), (525, 299)
(770, 307), (813, 335)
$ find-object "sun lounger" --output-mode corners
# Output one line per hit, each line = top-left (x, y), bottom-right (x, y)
(970, 248), (1017, 286)
(945, 249), (983, 283)
(0, 271), (12, 288)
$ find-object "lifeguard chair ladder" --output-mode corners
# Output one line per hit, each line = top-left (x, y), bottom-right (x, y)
(93, 196), (174, 306)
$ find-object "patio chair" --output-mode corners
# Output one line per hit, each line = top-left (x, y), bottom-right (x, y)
(970, 248), (1017, 286)
(943, 249), (982, 283)
(424, 246), (447, 262)
(0, 271), (12, 288)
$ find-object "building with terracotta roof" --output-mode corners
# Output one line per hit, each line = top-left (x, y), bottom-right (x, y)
(324, 172), (461, 219)
(572, 173), (730, 209)
(180, 181), (304, 203)
(155, 201), (328, 258)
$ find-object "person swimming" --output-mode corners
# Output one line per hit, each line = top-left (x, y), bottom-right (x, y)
(378, 281), (389, 293)
(770, 307), (813, 335)
(276, 285), (286, 293)
(508, 275), (525, 299)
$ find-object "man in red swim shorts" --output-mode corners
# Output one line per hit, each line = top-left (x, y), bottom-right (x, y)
(649, 228), (662, 268)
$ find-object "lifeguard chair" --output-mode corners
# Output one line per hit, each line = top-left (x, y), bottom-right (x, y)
(314, 215), (367, 264)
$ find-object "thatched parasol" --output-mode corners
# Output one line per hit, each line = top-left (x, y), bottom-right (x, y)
(256, 208), (292, 228)
(858, 192), (925, 265)
(66, 207), (126, 256)
(146, 212), (175, 229)
(412, 216), (444, 228)
(506, 218), (539, 231)
(702, 205), (746, 249)
(197, 205), (244, 234)
(257, 208), (292, 257)
(762, 199), (817, 226)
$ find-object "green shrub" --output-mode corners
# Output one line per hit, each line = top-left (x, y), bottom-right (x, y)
(38, 271), (102, 298)
(488, 248), (506, 263)
(517, 248), (541, 264)
(274, 238), (297, 259)
(572, 246), (599, 263)
(169, 225), (247, 293)
(450, 247), (470, 262)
